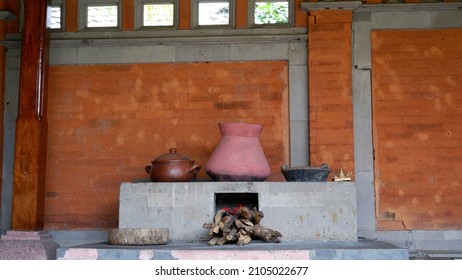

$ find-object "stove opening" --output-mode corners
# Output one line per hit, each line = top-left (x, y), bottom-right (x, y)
(215, 193), (259, 212)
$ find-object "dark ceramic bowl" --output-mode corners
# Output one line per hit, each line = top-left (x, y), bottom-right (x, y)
(281, 163), (330, 182)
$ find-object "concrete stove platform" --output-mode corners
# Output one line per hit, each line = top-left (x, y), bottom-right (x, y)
(56, 239), (409, 260)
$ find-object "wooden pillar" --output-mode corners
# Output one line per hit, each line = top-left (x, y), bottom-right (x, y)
(11, 0), (49, 230)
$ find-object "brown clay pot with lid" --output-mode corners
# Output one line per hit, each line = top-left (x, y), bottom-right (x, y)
(145, 148), (201, 182)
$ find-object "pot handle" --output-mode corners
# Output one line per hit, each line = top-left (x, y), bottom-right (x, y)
(145, 165), (151, 174)
(188, 164), (201, 174)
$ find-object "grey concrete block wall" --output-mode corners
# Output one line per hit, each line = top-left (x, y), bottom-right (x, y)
(46, 30), (310, 170)
(1, 47), (21, 233)
(1, 29), (310, 233)
(3, 2), (462, 254)
(301, 1), (462, 255)
(119, 182), (357, 242)
(350, 3), (462, 254)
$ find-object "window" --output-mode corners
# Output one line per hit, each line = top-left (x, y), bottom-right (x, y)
(192, 0), (235, 29)
(50, 6), (62, 29)
(87, 6), (118, 27)
(49, 0), (64, 30)
(79, 0), (121, 30)
(249, 0), (293, 27)
(135, 0), (178, 29)
(48, 0), (295, 32)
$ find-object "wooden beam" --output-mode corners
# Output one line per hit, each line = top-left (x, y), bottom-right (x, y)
(11, 0), (49, 230)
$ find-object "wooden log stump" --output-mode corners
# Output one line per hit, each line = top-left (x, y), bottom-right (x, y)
(108, 228), (169, 245)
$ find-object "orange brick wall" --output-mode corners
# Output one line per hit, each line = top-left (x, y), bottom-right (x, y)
(372, 29), (462, 230)
(45, 61), (289, 229)
(308, 10), (355, 180)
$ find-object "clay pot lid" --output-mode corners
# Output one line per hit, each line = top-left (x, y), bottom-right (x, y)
(152, 148), (194, 163)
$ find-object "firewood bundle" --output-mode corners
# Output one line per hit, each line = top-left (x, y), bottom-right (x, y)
(203, 206), (282, 246)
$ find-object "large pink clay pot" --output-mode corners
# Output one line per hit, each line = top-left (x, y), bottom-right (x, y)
(205, 122), (271, 181)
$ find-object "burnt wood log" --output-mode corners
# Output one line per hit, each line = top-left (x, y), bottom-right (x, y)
(205, 206), (282, 246)
(251, 225), (282, 243)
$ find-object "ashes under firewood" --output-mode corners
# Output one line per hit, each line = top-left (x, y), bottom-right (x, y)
(203, 206), (282, 246)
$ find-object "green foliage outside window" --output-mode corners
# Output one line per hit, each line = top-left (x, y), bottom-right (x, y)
(254, 1), (289, 24)
(144, 4), (174, 26)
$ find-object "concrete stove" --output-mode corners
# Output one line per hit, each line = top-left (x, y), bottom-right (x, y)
(118, 181), (357, 242)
